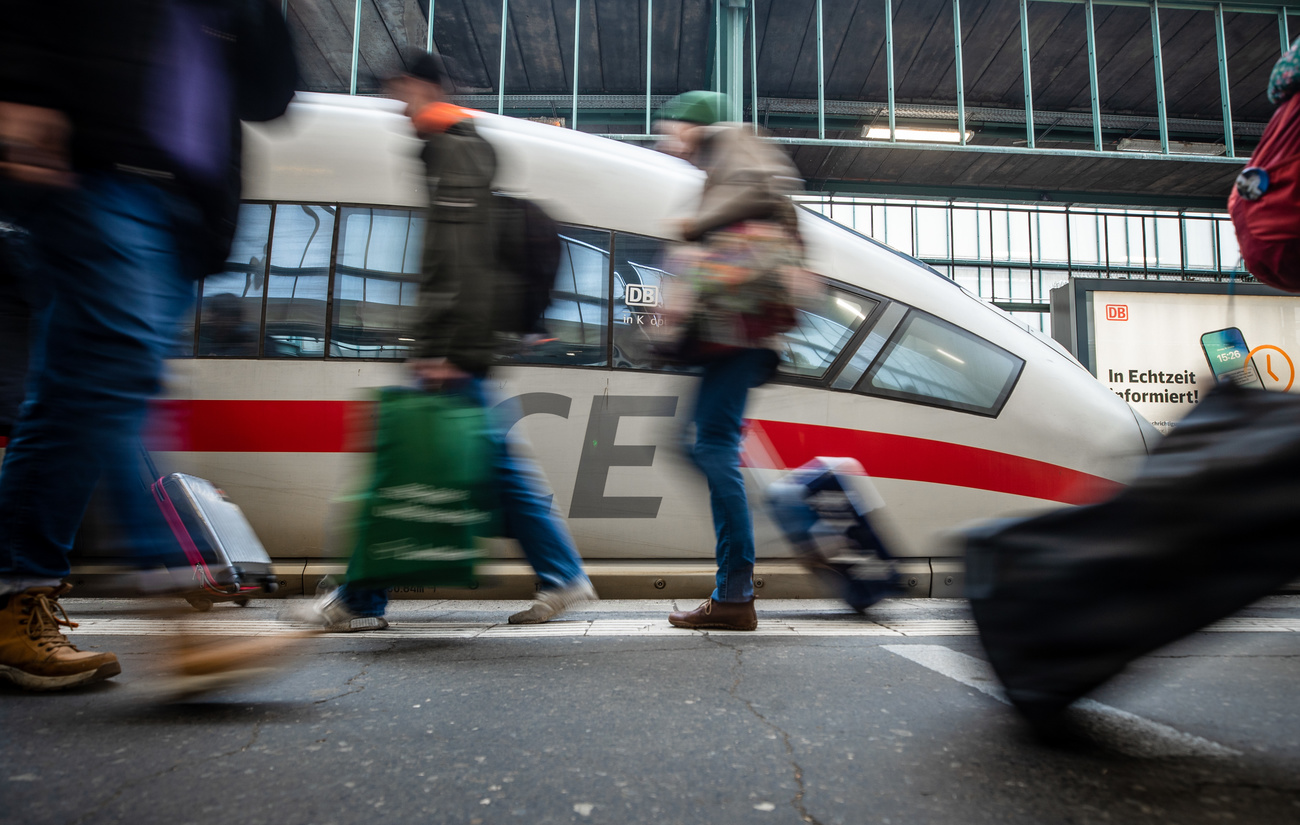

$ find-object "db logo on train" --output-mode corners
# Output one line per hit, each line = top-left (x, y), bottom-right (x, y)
(625, 285), (662, 307)
(1105, 304), (1129, 322)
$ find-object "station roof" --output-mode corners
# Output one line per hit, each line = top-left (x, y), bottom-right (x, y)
(289, 0), (1294, 208)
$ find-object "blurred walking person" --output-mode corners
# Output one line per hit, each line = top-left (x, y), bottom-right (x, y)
(652, 92), (808, 632)
(0, 218), (35, 440)
(965, 28), (1300, 738)
(0, 0), (297, 691)
(311, 53), (597, 631)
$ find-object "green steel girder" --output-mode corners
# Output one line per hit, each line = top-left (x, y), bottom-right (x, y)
(801, 179), (1229, 210)
(1037, 0), (1296, 11)
(469, 104), (1257, 152)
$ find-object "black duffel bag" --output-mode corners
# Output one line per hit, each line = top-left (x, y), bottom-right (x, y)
(965, 381), (1300, 727)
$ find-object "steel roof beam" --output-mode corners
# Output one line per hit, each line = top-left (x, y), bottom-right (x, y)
(724, 0), (748, 123)
(646, 0), (653, 133)
(1036, 0), (1295, 12)
(448, 94), (1267, 138)
(572, 0), (581, 129)
(599, 133), (1244, 165)
(799, 180), (1229, 210)
(1086, 0), (1103, 151)
(1020, 0), (1036, 149)
(498, 0), (509, 115)
(1216, 3), (1236, 157)
(954, 0), (967, 146)
(1151, 0), (1170, 155)
(886, 0), (897, 142)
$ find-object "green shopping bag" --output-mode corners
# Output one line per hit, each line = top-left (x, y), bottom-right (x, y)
(344, 388), (495, 588)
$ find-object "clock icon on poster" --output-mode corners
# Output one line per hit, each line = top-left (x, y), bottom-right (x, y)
(1247, 345), (1295, 392)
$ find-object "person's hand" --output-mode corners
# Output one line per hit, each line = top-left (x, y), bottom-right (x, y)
(668, 218), (697, 240)
(0, 103), (73, 187)
(408, 357), (469, 385)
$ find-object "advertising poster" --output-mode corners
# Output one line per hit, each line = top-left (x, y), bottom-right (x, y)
(1090, 290), (1300, 433)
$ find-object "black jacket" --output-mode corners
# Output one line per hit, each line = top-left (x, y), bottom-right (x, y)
(413, 114), (502, 376)
(0, 0), (297, 275)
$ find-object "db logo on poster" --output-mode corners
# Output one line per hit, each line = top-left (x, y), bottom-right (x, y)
(625, 285), (661, 307)
(1105, 304), (1129, 322)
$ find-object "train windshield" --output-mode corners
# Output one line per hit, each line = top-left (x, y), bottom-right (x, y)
(860, 311), (1024, 416)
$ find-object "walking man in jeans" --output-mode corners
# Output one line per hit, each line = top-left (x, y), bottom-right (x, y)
(654, 92), (805, 632)
(312, 53), (597, 631)
(0, 0), (297, 691)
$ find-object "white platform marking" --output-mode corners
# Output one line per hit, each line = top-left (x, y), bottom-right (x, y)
(65, 615), (1299, 639)
(882, 644), (1240, 759)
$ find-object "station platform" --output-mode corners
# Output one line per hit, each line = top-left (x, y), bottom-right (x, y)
(5, 597), (1299, 825)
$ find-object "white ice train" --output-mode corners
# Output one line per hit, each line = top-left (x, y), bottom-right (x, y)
(150, 92), (1156, 598)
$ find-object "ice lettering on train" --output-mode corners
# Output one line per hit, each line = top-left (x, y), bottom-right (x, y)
(569, 396), (678, 519)
(494, 392), (574, 511)
(496, 392), (680, 518)
(493, 392), (574, 430)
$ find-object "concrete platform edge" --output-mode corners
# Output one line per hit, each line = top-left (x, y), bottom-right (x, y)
(64, 559), (1300, 601)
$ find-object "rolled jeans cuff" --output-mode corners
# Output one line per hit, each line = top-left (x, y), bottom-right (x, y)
(0, 577), (65, 595)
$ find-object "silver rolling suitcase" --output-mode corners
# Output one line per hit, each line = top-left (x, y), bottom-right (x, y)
(151, 472), (278, 611)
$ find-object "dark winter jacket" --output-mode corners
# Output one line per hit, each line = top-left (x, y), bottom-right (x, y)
(411, 107), (502, 376)
(0, 0), (297, 276)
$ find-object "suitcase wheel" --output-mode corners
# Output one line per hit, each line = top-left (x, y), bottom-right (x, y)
(186, 596), (213, 612)
(234, 597), (251, 607)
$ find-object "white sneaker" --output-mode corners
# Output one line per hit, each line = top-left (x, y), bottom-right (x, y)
(508, 579), (598, 624)
(311, 587), (389, 633)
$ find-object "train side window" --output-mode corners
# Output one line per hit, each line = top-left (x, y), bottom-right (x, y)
(611, 233), (687, 371)
(859, 311), (1024, 416)
(196, 203), (270, 357)
(265, 204), (335, 358)
(506, 226), (610, 367)
(775, 288), (877, 379)
(831, 301), (907, 390)
(330, 207), (424, 359)
(610, 235), (871, 379)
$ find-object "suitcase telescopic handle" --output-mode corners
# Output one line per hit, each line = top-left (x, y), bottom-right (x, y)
(140, 445), (163, 484)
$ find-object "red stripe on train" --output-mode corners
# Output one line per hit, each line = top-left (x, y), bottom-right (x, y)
(141, 399), (1117, 505)
(748, 419), (1118, 506)
(148, 400), (366, 453)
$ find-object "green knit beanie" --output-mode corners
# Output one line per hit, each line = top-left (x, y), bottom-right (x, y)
(657, 91), (728, 125)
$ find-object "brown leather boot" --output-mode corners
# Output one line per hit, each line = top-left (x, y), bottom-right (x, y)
(668, 598), (757, 631)
(0, 585), (121, 691)
(151, 632), (303, 702)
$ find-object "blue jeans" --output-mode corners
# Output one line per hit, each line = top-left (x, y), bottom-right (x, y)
(0, 174), (196, 592)
(687, 348), (778, 603)
(339, 378), (589, 617)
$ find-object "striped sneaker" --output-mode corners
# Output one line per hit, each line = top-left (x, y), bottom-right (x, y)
(508, 579), (598, 624)
(311, 587), (389, 633)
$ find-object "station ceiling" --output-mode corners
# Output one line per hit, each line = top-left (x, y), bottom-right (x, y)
(288, 0), (1295, 208)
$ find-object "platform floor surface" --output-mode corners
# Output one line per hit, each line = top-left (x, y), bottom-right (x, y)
(4, 597), (1299, 825)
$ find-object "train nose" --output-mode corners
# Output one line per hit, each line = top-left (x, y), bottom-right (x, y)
(1130, 408), (1164, 455)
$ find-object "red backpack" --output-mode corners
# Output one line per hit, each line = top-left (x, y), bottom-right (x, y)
(1229, 94), (1300, 292)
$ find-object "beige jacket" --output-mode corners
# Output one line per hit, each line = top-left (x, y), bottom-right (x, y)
(682, 124), (802, 242)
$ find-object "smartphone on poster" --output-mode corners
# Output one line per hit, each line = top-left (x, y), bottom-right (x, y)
(1200, 327), (1264, 389)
